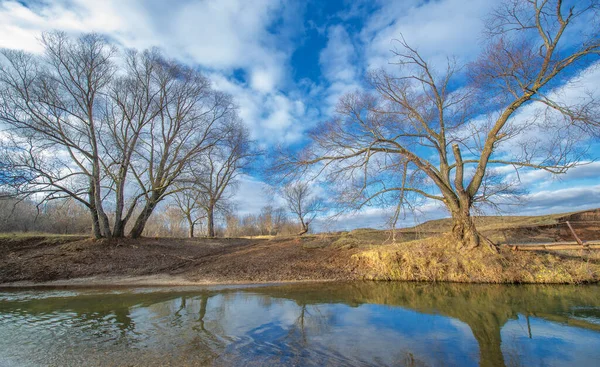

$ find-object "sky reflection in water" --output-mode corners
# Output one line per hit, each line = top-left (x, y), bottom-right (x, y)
(0, 282), (599, 366)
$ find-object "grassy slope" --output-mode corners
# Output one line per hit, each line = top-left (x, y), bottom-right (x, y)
(341, 209), (600, 244)
(354, 234), (600, 283)
(342, 209), (600, 283)
(264, 209), (600, 284)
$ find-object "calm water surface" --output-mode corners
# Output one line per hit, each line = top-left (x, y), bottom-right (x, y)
(0, 282), (599, 366)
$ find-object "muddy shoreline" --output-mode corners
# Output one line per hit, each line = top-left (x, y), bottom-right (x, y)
(0, 275), (339, 289)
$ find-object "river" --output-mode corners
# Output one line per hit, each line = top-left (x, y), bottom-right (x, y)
(0, 282), (599, 366)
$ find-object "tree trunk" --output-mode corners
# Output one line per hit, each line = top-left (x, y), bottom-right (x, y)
(296, 220), (309, 236)
(188, 215), (195, 238)
(112, 179), (126, 238)
(207, 205), (215, 238)
(89, 186), (102, 239)
(113, 221), (126, 238)
(90, 159), (112, 239)
(129, 195), (160, 238)
(90, 206), (102, 239)
(451, 210), (480, 249)
(112, 143), (137, 239)
(95, 197), (112, 238)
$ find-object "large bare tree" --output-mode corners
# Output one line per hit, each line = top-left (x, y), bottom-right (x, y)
(100, 49), (163, 238)
(0, 32), (116, 238)
(281, 0), (600, 249)
(126, 57), (236, 238)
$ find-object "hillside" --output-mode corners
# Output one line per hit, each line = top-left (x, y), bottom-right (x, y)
(344, 208), (600, 245)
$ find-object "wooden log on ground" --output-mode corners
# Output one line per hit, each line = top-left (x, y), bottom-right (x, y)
(566, 221), (584, 246)
(508, 242), (600, 251)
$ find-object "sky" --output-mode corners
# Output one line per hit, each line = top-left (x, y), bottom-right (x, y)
(0, 0), (599, 230)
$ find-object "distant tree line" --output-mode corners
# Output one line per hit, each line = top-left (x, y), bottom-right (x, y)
(0, 196), (91, 234)
(0, 195), (308, 238)
(223, 205), (302, 237)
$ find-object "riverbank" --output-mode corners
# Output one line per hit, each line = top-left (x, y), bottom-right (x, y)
(1, 210), (599, 286)
(0, 235), (361, 286)
(0, 275), (338, 288)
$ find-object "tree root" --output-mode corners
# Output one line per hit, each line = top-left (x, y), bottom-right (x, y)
(481, 236), (500, 254)
(459, 234), (499, 254)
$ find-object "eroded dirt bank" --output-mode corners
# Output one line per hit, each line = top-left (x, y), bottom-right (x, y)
(0, 236), (361, 286)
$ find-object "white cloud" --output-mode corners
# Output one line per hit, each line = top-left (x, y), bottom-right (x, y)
(360, 0), (494, 69)
(516, 184), (600, 215)
(315, 200), (448, 231)
(168, 0), (280, 66)
(0, 0), (310, 146)
(501, 161), (600, 188)
(319, 25), (356, 83)
(231, 174), (286, 216)
(318, 24), (362, 114)
(493, 61), (600, 158)
(0, 0), (148, 52)
(209, 73), (309, 144)
(250, 68), (278, 93)
(0, 0), (287, 76)
(316, 181), (600, 231)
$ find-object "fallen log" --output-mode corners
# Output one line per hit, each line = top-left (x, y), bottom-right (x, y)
(507, 242), (600, 251)
(566, 221), (584, 246)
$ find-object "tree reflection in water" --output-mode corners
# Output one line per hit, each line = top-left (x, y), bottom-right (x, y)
(0, 283), (599, 366)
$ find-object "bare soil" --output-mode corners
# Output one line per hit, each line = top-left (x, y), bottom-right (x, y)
(0, 235), (360, 285)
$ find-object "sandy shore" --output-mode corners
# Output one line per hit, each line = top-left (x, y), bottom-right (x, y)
(0, 274), (338, 288)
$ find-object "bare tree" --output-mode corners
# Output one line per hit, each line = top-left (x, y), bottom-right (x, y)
(0, 32), (116, 238)
(101, 49), (163, 238)
(172, 184), (206, 238)
(224, 213), (242, 237)
(279, 0), (599, 250)
(0, 31), (241, 239)
(282, 182), (323, 236)
(0, 196), (92, 234)
(258, 205), (288, 235)
(223, 207), (297, 237)
(100, 48), (237, 239)
(178, 120), (255, 237)
(126, 59), (237, 238)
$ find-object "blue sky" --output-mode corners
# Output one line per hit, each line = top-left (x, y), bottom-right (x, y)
(0, 0), (599, 229)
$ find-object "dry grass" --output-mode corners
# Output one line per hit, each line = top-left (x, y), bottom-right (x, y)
(0, 232), (85, 239)
(409, 212), (571, 233)
(353, 234), (600, 283)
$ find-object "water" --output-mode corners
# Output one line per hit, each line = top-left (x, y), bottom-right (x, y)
(0, 282), (599, 367)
